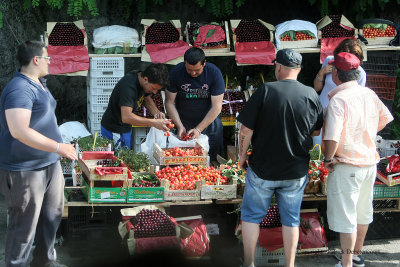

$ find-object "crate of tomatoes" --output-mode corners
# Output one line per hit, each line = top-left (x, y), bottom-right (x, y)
(153, 142), (208, 166)
(358, 19), (397, 46)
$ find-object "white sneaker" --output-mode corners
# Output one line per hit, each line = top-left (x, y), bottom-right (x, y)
(334, 261), (343, 267)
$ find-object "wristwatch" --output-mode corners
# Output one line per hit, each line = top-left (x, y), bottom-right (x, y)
(324, 158), (333, 163)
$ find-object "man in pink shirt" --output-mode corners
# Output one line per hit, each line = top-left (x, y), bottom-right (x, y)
(323, 52), (393, 267)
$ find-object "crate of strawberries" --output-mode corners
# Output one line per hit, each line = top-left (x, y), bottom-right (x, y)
(359, 19), (397, 46)
(153, 142), (208, 166)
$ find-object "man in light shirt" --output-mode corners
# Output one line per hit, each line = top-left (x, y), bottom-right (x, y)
(323, 52), (393, 267)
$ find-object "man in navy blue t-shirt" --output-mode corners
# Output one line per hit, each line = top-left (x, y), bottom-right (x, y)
(0, 41), (77, 267)
(165, 47), (225, 161)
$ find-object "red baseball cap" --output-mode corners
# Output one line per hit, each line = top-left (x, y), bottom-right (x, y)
(328, 52), (360, 71)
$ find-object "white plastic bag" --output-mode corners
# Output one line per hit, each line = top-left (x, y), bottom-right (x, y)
(58, 121), (91, 143)
(92, 25), (141, 49)
(275, 20), (318, 49)
(141, 127), (210, 159)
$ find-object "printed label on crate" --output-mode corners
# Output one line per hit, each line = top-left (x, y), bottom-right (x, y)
(127, 187), (164, 202)
(81, 176), (127, 203)
(201, 185), (237, 200)
(164, 190), (201, 201)
(163, 157), (207, 164)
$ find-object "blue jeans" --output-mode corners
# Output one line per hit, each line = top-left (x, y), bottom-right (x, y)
(241, 166), (307, 227)
(101, 125), (132, 150)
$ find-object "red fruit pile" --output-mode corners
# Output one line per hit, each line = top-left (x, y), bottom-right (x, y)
(363, 25), (396, 38)
(48, 22), (85, 46)
(321, 15), (355, 38)
(155, 164), (228, 190)
(163, 147), (203, 157)
(280, 31), (316, 41)
(308, 161), (329, 182)
(222, 91), (246, 115)
(131, 209), (176, 238)
(164, 120), (174, 136)
(181, 133), (194, 141)
(146, 22), (180, 44)
(235, 20), (270, 42)
(259, 205), (282, 228)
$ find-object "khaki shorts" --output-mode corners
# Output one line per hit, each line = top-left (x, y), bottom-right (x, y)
(327, 163), (376, 233)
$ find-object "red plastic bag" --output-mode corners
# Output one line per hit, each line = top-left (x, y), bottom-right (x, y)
(136, 236), (181, 254)
(180, 219), (210, 257)
(194, 25), (226, 47)
(320, 37), (356, 63)
(259, 227), (283, 252)
(47, 45), (89, 74)
(145, 41), (189, 63)
(298, 212), (328, 249)
(235, 41), (275, 65)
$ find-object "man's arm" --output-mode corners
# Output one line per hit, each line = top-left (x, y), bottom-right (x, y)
(5, 108), (77, 160)
(322, 139), (339, 172)
(238, 124), (253, 169)
(120, 106), (169, 131)
(144, 94), (165, 119)
(165, 90), (186, 137)
(187, 94), (224, 139)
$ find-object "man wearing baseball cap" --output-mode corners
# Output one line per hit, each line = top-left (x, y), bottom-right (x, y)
(323, 52), (393, 267)
(237, 48), (323, 267)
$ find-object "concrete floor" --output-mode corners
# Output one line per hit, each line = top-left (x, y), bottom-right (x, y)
(0, 195), (399, 267)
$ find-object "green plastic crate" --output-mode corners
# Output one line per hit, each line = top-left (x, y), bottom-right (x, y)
(373, 184), (400, 198)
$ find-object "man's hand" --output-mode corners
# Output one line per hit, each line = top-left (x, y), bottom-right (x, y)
(324, 158), (339, 172)
(153, 119), (171, 131)
(154, 112), (165, 119)
(177, 127), (187, 139)
(58, 143), (78, 160)
(238, 155), (248, 170)
(187, 128), (200, 139)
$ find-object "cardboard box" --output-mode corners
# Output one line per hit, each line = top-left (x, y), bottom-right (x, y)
(377, 170), (400, 186)
(185, 21), (231, 53)
(81, 173), (128, 203)
(153, 142), (208, 166)
(127, 172), (164, 203)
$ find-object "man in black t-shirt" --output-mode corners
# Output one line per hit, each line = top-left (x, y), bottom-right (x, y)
(101, 63), (171, 149)
(237, 49), (323, 267)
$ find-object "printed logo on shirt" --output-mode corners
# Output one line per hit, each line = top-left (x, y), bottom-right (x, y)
(137, 95), (144, 107)
(180, 84), (210, 99)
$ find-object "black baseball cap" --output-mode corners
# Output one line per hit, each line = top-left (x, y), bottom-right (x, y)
(273, 48), (302, 68)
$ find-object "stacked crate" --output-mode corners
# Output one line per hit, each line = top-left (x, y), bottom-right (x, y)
(364, 51), (399, 138)
(87, 57), (125, 136)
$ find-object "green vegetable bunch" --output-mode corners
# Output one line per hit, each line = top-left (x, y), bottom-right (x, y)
(117, 148), (151, 172)
(75, 136), (111, 152)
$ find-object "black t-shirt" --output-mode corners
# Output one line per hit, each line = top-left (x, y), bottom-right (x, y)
(237, 80), (323, 181)
(101, 71), (145, 133)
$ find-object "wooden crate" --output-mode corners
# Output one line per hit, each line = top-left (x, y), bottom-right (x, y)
(78, 151), (129, 181)
(161, 179), (201, 201)
(153, 142), (208, 165)
(200, 179), (237, 200)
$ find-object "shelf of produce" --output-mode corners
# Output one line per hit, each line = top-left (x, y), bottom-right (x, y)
(89, 46), (400, 59)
